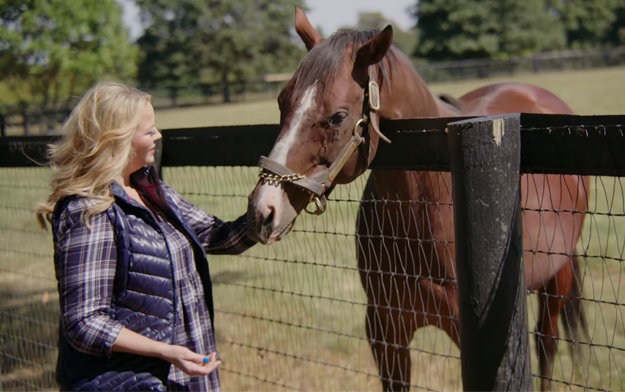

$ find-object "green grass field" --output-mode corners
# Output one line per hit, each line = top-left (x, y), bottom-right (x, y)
(1, 66), (625, 391)
(152, 66), (625, 130)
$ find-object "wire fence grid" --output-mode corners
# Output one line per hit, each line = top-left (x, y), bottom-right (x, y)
(1, 157), (624, 391)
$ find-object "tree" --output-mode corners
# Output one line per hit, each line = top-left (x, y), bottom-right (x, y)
(414, 0), (565, 61)
(606, 0), (625, 46)
(497, 0), (566, 56)
(136, 0), (306, 103)
(340, 11), (418, 56)
(0, 0), (137, 109)
(548, 0), (618, 49)
(135, 1), (198, 103)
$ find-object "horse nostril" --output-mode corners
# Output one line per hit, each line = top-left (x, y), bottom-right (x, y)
(264, 209), (274, 228)
(258, 202), (276, 228)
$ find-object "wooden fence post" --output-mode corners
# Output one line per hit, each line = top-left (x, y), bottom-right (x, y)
(447, 114), (532, 392)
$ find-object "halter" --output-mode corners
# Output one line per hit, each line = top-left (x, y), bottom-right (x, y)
(257, 66), (391, 215)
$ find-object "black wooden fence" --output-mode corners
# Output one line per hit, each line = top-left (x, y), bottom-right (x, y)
(1, 114), (625, 391)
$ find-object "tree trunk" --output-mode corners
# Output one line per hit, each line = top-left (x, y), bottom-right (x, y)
(222, 75), (231, 103)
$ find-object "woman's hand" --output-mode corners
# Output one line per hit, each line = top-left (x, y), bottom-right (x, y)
(161, 346), (222, 376)
(112, 328), (222, 376)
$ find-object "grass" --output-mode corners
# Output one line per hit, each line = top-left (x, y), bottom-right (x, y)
(152, 66), (625, 130)
(1, 67), (625, 391)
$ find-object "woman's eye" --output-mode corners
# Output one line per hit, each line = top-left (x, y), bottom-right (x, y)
(328, 112), (347, 125)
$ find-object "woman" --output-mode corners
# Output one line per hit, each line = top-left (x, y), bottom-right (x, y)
(36, 82), (256, 391)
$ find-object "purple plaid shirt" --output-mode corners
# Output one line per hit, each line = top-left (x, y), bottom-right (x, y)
(55, 182), (255, 391)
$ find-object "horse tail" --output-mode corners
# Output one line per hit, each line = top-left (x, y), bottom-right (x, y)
(561, 256), (588, 359)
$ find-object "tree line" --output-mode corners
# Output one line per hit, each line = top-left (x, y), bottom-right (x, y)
(1, 0), (623, 110)
(415, 0), (625, 61)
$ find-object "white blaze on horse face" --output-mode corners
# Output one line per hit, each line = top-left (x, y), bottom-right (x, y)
(257, 84), (318, 231)
(269, 83), (318, 164)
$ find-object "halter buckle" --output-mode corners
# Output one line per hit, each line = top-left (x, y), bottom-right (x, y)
(304, 194), (326, 215)
(368, 81), (380, 111)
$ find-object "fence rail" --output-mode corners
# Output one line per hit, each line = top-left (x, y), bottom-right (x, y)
(1, 114), (625, 391)
(4, 114), (625, 175)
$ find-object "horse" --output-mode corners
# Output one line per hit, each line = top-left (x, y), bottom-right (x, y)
(246, 7), (588, 391)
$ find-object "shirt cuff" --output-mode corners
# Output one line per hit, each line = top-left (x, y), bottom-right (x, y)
(103, 322), (125, 358)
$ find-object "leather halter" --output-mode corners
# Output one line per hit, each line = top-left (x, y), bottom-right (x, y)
(257, 65), (391, 215)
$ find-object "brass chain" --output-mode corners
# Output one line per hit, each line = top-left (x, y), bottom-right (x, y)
(259, 171), (306, 187)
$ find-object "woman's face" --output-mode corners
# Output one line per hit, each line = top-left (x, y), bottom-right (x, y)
(128, 101), (162, 173)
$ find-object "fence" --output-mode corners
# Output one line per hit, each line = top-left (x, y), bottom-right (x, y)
(0, 79), (285, 137)
(416, 46), (625, 83)
(0, 109), (72, 138)
(4, 46), (625, 138)
(1, 114), (625, 391)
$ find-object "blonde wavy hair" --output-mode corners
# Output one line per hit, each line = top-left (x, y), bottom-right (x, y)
(36, 81), (151, 228)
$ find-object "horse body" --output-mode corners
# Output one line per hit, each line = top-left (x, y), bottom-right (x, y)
(359, 58), (589, 389)
(247, 8), (587, 391)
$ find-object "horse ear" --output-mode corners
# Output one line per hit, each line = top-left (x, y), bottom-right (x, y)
(355, 25), (394, 68)
(295, 5), (323, 51)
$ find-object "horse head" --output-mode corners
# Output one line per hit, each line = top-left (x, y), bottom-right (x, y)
(246, 7), (397, 244)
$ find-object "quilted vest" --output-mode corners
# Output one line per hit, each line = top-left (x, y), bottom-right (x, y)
(53, 167), (214, 391)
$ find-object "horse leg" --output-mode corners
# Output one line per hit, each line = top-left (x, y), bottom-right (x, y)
(366, 303), (419, 392)
(420, 280), (460, 347)
(536, 258), (574, 391)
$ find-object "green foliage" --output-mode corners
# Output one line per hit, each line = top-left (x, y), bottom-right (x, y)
(549, 0), (618, 49)
(414, 0), (625, 60)
(497, 0), (567, 57)
(340, 11), (419, 56)
(606, 1), (625, 46)
(0, 0), (137, 109)
(415, 0), (565, 61)
(136, 0), (306, 102)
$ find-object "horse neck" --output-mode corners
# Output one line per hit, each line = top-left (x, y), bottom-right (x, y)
(373, 51), (456, 203)
(379, 51), (443, 120)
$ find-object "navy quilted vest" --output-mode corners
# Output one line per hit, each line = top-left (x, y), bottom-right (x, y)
(54, 167), (213, 391)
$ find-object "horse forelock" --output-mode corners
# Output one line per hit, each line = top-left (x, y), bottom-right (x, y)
(288, 29), (398, 104)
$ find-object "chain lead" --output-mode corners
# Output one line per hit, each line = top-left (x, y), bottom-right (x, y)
(259, 171), (306, 187)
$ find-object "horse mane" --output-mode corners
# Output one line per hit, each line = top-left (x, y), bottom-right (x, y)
(287, 29), (399, 102)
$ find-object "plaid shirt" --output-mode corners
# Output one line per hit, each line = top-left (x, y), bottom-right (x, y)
(54, 182), (255, 391)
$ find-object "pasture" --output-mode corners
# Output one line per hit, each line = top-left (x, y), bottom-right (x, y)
(1, 66), (625, 391)
(153, 66), (625, 130)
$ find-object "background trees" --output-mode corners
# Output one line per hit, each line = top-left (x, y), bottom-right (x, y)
(135, 0), (305, 102)
(1, 0), (624, 109)
(339, 11), (418, 55)
(0, 0), (137, 109)
(413, 0), (565, 60)
(414, 0), (625, 61)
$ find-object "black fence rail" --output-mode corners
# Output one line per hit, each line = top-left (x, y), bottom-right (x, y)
(0, 109), (72, 138)
(1, 114), (625, 391)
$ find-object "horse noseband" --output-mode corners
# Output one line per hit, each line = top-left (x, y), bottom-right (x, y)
(256, 66), (390, 215)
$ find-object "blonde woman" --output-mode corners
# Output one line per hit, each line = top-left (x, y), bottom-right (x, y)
(37, 82), (256, 391)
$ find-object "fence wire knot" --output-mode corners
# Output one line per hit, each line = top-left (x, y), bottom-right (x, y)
(259, 171), (306, 187)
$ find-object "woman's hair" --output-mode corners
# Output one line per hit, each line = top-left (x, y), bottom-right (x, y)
(35, 81), (151, 228)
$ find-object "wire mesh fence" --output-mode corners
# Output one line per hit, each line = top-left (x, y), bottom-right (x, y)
(2, 163), (624, 391)
(2, 117), (625, 391)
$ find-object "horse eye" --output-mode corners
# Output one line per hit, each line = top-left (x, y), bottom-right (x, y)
(328, 112), (347, 126)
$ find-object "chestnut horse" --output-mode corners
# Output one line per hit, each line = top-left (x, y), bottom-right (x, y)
(247, 8), (588, 391)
